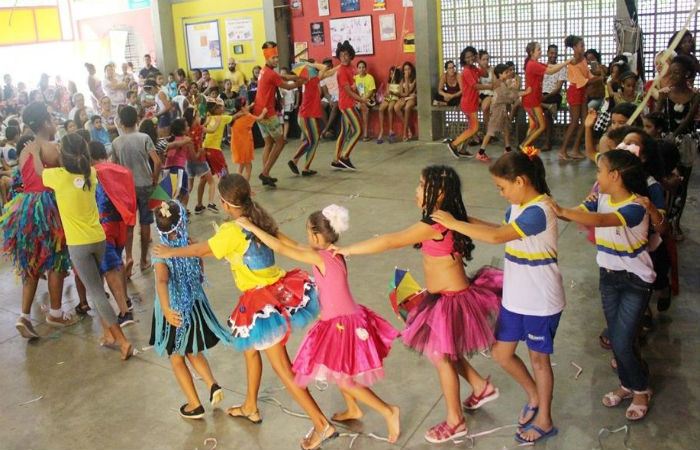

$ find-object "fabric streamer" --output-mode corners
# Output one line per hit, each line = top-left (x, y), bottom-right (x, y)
(596, 425), (631, 450)
(571, 361), (583, 379)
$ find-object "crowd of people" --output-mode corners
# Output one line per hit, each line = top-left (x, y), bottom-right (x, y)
(0, 28), (698, 449)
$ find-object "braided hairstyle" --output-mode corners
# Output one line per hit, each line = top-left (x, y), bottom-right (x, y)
(218, 174), (278, 240)
(60, 132), (92, 191)
(419, 165), (475, 263)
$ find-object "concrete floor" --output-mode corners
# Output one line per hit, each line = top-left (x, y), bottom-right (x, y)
(1, 138), (698, 450)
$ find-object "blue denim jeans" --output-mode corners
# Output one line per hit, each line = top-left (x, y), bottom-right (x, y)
(599, 268), (653, 391)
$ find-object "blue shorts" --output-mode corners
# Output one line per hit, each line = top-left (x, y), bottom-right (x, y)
(99, 241), (124, 275)
(135, 185), (154, 225)
(495, 305), (562, 354)
(186, 160), (211, 178)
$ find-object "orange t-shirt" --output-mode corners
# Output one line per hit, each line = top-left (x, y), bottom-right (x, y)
(567, 59), (591, 89)
(231, 113), (258, 164)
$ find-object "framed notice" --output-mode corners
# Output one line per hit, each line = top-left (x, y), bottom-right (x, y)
(379, 13), (396, 41)
(340, 0), (360, 12)
(318, 0), (329, 16)
(185, 20), (222, 70)
(329, 15), (374, 55)
(311, 22), (325, 46)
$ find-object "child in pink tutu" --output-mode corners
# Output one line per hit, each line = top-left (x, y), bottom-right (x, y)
(334, 165), (502, 444)
(236, 204), (401, 443)
(432, 149), (565, 444)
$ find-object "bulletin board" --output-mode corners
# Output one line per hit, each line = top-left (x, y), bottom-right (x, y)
(329, 15), (374, 55)
(225, 17), (256, 62)
(185, 20), (223, 70)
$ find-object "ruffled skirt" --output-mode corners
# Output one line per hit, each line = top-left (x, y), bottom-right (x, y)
(228, 268), (320, 351)
(401, 267), (502, 362)
(0, 191), (71, 279)
(293, 305), (399, 387)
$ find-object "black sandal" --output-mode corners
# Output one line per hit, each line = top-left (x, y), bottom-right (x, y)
(75, 303), (91, 315)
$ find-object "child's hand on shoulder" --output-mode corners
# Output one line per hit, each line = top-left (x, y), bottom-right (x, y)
(634, 195), (652, 210)
(543, 197), (564, 216)
(329, 244), (349, 257)
(152, 244), (172, 258)
(431, 210), (459, 229)
(584, 109), (597, 128)
(235, 216), (253, 230)
(261, 107), (268, 116)
(584, 192), (598, 204)
(164, 308), (182, 327)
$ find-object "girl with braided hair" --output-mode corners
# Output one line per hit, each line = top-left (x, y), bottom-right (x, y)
(153, 174), (336, 450)
(150, 200), (232, 419)
(334, 165), (502, 444)
(433, 149), (564, 444)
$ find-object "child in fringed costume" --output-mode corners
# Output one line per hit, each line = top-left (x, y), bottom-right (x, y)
(149, 200), (232, 419)
(153, 174), (337, 450)
(1, 103), (72, 340)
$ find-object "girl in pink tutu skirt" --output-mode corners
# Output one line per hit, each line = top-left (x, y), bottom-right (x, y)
(236, 204), (401, 443)
(334, 165), (503, 444)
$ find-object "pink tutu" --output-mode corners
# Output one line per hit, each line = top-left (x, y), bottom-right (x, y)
(401, 267), (502, 362)
(293, 305), (399, 387)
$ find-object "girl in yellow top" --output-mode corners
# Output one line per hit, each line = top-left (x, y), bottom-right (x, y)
(153, 174), (338, 450)
(202, 98), (249, 179)
(40, 133), (133, 360)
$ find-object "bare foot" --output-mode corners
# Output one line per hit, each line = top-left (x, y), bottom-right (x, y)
(332, 408), (363, 421)
(121, 342), (133, 360)
(386, 405), (401, 443)
(570, 151), (586, 160)
(301, 423), (337, 450)
(517, 417), (554, 442)
(99, 335), (117, 349)
(124, 258), (134, 280)
(558, 151), (571, 161)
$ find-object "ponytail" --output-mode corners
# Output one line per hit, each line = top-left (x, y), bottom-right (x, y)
(242, 197), (279, 239)
(218, 173), (279, 241)
(600, 150), (649, 198)
(489, 150), (551, 195)
(60, 133), (92, 191)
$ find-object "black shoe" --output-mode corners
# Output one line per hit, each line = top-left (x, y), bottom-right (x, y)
(458, 149), (475, 159)
(656, 286), (671, 312)
(126, 298), (133, 312)
(194, 205), (205, 215)
(207, 203), (219, 213)
(118, 311), (135, 328)
(179, 403), (205, 420)
(301, 169), (317, 177)
(209, 383), (224, 406)
(446, 141), (461, 159)
(288, 160), (300, 175)
(258, 173), (274, 186)
(330, 161), (346, 170)
(339, 157), (356, 170)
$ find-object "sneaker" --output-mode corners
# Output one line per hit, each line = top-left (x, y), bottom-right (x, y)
(287, 160), (300, 175)
(16, 317), (39, 339)
(46, 313), (79, 327)
(458, 149), (475, 159)
(210, 383), (224, 406)
(446, 141), (461, 159)
(207, 203), (219, 213)
(339, 158), (356, 170)
(126, 298), (133, 312)
(258, 173), (277, 186)
(179, 403), (205, 420)
(118, 311), (135, 328)
(476, 152), (491, 162)
(301, 169), (317, 177)
(330, 161), (346, 170)
(194, 205), (206, 215)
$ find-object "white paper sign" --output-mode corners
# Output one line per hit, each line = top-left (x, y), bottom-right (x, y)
(225, 18), (253, 42)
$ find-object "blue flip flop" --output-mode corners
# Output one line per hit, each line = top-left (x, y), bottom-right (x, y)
(515, 424), (558, 444)
(518, 404), (539, 428)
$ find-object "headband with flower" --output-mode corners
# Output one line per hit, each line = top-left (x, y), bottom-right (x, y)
(521, 146), (540, 160)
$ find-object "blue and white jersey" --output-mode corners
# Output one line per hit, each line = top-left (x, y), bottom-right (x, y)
(503, 195), (566, 316)
(581, 193), (656, 283)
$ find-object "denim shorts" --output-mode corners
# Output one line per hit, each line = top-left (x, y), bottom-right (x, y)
(135, 185), (155, 225)
(186, 160), (211, 178)
(495, 305), (562, 354)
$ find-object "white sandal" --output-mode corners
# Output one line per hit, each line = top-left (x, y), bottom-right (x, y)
(626, 389), (652, 420)
(300, 423), (339, 450)
(602, 385), (633, 407)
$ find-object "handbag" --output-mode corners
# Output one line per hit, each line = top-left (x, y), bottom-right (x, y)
(593, 98), (613, 133)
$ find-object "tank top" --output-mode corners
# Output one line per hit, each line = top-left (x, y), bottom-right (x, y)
(479, 68), (493, 96)
(165, 136), (188, 168)
(420, 220), (457, 258)
(156, 89), (167, 113)
(21, 153), (50, 193)
(312, 250), (359, 321)
(442, 75), (460, 95)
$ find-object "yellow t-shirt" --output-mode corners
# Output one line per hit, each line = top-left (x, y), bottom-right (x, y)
(229, 70), (248, 93)
(42, 167), (105, 246)
(203, 115), (234, 150)
(208, 222), (285, 292)
(354, 73), (376, 97)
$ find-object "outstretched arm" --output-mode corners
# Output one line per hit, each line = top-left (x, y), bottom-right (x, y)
(547, 198), (623, 227)
(334, 222), (437, 256)
(432, 210), (521, 244)
(153, 241), (214, 259)
(236, 217), (323, 267)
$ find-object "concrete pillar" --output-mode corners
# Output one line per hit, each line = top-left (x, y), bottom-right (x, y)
(151, 0), (177, 74)
(414, 0), (439, 141)
(262, 0), (291, 69)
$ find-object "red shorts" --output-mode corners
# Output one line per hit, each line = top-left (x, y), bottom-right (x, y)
(204, 148), (229, 177)
(567, 85), (587, 106)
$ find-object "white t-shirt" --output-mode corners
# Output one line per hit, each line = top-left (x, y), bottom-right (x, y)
(1, 145), (18, 167)
(542, 67), (567, 95)
(320, 74), (339, 102)
(503, 195), (566, 316)
(280, 87), (298, 112)
(581, 193), (656, 283)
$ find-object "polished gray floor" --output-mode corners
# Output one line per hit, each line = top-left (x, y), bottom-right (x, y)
(1, 138), (698, 450)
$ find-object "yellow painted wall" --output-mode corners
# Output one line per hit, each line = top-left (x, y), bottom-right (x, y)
(171, 0), (267, 82)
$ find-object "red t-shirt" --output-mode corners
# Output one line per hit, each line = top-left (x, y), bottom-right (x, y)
(337, 64), (356, 110)
(299, 77), (322, 119)
(460, 65), (481, 113)
(253, 65), (283, 118)
(188, 124), (205, 162)
(522, 59), (547, 108)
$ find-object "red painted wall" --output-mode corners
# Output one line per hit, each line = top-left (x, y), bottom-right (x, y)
(290, 1), (416, 137)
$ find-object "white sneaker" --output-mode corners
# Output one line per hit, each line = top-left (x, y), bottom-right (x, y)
(46, 313), (79, 327)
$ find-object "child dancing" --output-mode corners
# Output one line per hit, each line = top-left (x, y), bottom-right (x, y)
(151, 200), (232, 419)
(432, 149), (565, 443)
(237, 204), (401, 442)
(153, 174), (337, 450)
(334, 165), (502, 443)
(230, 97), (267, 181)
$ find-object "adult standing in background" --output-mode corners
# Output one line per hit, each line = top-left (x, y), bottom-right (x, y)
(85, 63), (105, 110)
(540, 44), (567, 151)
(139, 54), (160, 81)
(104, 64), (128, 108)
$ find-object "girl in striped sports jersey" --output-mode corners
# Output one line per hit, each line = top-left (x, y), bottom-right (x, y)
(548, 149), (663, 423)
(433, 148), (564, 444)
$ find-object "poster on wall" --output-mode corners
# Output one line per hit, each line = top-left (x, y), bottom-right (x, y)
(318, 0), (329, 17)
(373, 1), (386, 11)
(379, 14), (395, 41)
(403, 32), (415, 53)
(225, 18), (253, 42)
(290, 0), (303, 17)
(403, 0), (414, 6)
(294, 42), (309, 61)
(185, 20), (222, 70)
(329, 16), (374, 55)
(340, 0), (360, 12)
(311, 22), (325, 46)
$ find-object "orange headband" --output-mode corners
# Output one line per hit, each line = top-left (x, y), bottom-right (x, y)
(263, 47), (278, 60)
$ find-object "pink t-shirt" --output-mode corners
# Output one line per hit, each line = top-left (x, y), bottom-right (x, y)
(165, 136), (188, 168)
(312, 250), (359, 321)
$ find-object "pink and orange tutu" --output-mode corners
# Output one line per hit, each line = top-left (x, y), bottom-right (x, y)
(401, 267), (502, 362)
(293, 305), (399, 388)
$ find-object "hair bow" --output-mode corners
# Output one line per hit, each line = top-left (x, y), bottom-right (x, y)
(522, 146), (540, 160)
(159, 202), (172, 218)
(617, 142), (641, 157)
